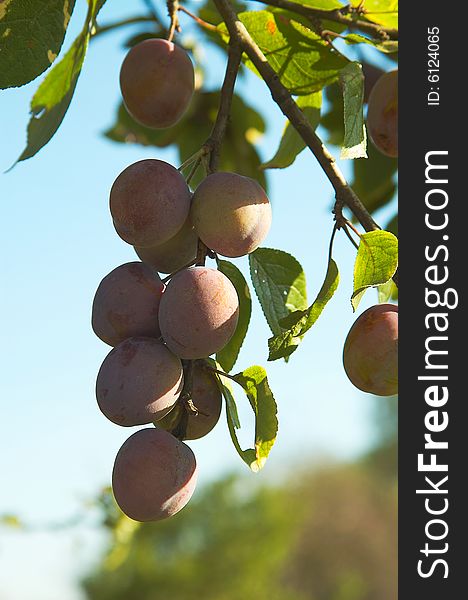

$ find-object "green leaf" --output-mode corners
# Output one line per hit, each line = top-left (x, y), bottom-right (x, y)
(216, 261), (252, 373)
(0, 0), (76, 89)
(377, 279), (397, 303)
(16, 0), (106, 164)
(320, 82), (344, 146)
(105, 92), (267, 190)
(233, 366), (278, 472)
(351, 0), (398, 29)
(261, 92), (321, 169)
(249, 248), (307, 336)
(268, 258), (339, 360)
(216, 371), (257, 469)
(344, 33), (398, 54)
(220, 10), (348, 94)
(352, 230), (398, 311)
(339, 62), (367, 159)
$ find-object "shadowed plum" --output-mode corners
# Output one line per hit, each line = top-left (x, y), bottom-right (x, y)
(343, 303), (398, 396)
(191, 172), (272, 258)
(159, 267), (239, 359)
(112, 428), (197, 522)
(96, 337), (183, 426)
(134, 217), (198, 274)
(156, 363), (222, 440)
(92, 261), (164, 347)
(110, 159), (191, 248)
(367, 70), (398, 158)
(120, 39), (194, 129)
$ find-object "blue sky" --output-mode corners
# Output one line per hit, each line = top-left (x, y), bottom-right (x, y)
(0, 2), (396, 598)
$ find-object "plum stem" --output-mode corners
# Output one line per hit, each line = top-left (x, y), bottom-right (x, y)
(166, 0), (181, 42)
(178, 6), (219, 32)
(161, 259), (198, 283)
(205, 365), (238, 384)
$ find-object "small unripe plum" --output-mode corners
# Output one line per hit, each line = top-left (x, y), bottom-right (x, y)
(343, 303), (398, 396)
(112, 428), (197, 522)
(92, 262), (164, 347)
(96, 337), (183, 426)
(367, 70), (398, 158)
(159, 267), (239, 359)
(110, 159), (191, 247)
(191, 172), (272, 258)
(134, 218), (198, 274)
(157, 363), (222, 440)
(120, 39), (194, 129)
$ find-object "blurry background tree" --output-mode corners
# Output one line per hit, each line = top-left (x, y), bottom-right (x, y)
(82, 397), (397, 600)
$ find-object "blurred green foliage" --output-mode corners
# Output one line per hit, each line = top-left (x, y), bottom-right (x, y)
(83, 398), (397, 600)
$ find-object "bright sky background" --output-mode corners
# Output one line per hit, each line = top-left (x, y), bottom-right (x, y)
(0, 2), (396, 599)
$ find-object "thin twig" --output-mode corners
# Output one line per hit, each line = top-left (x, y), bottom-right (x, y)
(213, 0), (379, 234)
(343, 224), (360, 251)
(345, 219), (363, 240)
(205, 365), (239, 384)
(185, 156), (202, 185)
(328, 223), (339, 263)
(179, 5), (219, 32)
(204, 41), (243, 173)
(161, 259), (198, 283)
(167, 0), (181, 42)
(253, 0), (398, 41)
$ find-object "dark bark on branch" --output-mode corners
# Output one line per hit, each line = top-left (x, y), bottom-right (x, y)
(213, 0), (379, 233)
(255, 0), (398, 41)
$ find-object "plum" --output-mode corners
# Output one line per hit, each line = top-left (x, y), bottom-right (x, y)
(191, 172), (272, 257)
(343, 303), (398, 396)
(96, 337), (183, 426)
(159, 267), (239, 359)
(120, 39), (194, 129)
(92, 261), (164, 347)
(110, 159), (191, 248)
(112, 428), (197, 521)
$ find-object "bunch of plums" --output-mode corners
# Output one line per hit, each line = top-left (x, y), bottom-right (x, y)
(343, 303), (398, 397)
(91, 39), (272, 522)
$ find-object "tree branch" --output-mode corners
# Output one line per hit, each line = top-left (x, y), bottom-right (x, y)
(254, 0), (398, 41)
(212, 0), (379, 233)
(193, 41), (243, 266)
(205, 41), (243, 173)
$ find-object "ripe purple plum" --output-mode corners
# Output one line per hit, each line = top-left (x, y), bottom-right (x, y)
(157, 363), (222, 440)
(110, 159), (191, 248)
(343, 303), (398, 396)
(96, 337), (183, 426)
(191, 172), (272, 258)
(134, 218), (198, 274)
(120, 39), (194, 129)
(112, 428), (197, 522)
(367, 70), (398, 158)
(159, 267), (239, 359)
(92, 261), (164, 347)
